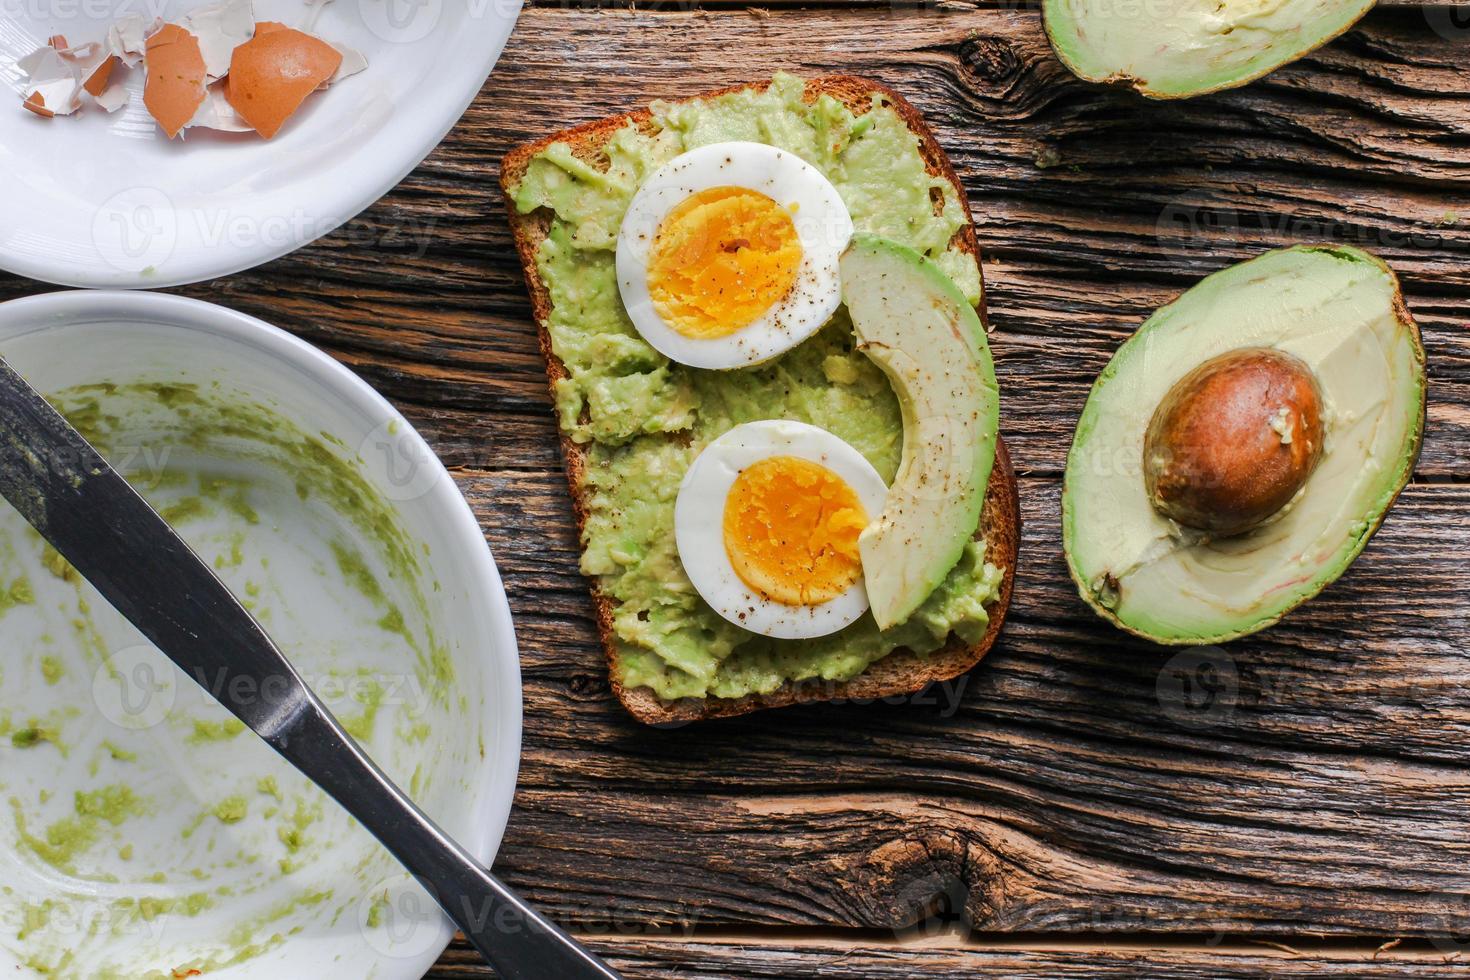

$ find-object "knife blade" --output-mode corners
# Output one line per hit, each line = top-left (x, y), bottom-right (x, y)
(0, 354), (622, 980)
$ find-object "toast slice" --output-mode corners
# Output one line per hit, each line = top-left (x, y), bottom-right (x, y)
(501, 75), (1020, 725)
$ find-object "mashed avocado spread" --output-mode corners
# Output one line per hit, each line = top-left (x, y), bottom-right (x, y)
(511, 73), (1003, 701)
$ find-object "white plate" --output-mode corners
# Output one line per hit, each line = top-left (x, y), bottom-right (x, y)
(0, 290), (523, 979)
(0, 0), (521, 287)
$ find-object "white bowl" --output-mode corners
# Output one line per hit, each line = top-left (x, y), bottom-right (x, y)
(0, 0), (521, 287)
(0, 290), (522, 979)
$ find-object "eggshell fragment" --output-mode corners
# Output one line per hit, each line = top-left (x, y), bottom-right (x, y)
(189, 83), (254, 132)
(54, 39), (116, 93)
(18, 47), (84, 117)
(82, 54), (118, 96)
(95, 82), (131, 113)
(107, 14), (160, 67)
(322, 42), (366, 88)
(144, 24), (209, 139)
(22, 92), (54, 118)
(182, 0), (255, 80)
(225, 22), (341, 139)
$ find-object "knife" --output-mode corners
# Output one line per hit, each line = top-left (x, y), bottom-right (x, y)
(0, 355), (623, 980)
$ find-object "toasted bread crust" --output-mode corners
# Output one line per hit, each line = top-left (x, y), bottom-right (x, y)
(500, 75), (1019, 725)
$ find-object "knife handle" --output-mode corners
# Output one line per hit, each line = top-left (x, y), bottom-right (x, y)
(277, 704), (623, 980)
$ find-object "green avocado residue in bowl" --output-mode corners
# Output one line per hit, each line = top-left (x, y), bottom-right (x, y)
(0, 381), (461, 978)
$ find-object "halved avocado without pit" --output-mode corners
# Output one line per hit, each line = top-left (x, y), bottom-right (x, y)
(1043, 0), (1377, 99)
(1063, 245), (1426, 645)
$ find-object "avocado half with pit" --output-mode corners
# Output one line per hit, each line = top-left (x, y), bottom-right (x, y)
(1043, 0), (1377, 99)
(1063, 245), (1426, 645)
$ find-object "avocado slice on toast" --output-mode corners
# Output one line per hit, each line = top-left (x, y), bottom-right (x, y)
(841, 234), (1001, 631)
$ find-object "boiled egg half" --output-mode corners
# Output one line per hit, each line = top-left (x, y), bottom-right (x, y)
(617, 142), (854, 370)
(675, 420), (888, 639)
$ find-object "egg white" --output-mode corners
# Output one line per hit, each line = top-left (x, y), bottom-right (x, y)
(616, 141), (854, 371)
(674, 420), (888, 640)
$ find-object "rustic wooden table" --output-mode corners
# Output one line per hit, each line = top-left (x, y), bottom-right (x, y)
(4, 1), (1468, 975)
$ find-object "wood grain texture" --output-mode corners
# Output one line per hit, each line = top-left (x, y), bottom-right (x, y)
(459, 469), (1470, 941)
(428, 936), (1470, 978)
(1, 2), (1468, 976)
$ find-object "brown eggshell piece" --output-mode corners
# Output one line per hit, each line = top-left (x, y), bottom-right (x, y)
(22, 91), (54, 118)
(225, 23), (342, 139)
(144, 23), (208, 139)
(83, 55), (118, 97)
(1143, 347), (1326, 537)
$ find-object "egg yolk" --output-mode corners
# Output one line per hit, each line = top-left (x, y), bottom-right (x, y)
(647, 187), (803, 340)
(722, 456), (869, 607)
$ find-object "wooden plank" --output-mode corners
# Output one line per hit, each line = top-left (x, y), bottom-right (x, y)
(0, 2), (1465, 974)
(450, 467), (1470, 939)
(479, 4), (1470, 479)
(527, 0), (1453, 7)
(427, 936), (1470, 978)
(8, 5), (1461, 482)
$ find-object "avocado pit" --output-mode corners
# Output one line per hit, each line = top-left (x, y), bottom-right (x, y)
(1143, 347), (1325, 537)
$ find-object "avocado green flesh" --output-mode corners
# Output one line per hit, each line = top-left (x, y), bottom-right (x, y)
(1044, 0), (1376, 99)
(841, 234), (999, 631)
(511, 73), (1005, 701)
(1064, 245), (1425, 644)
